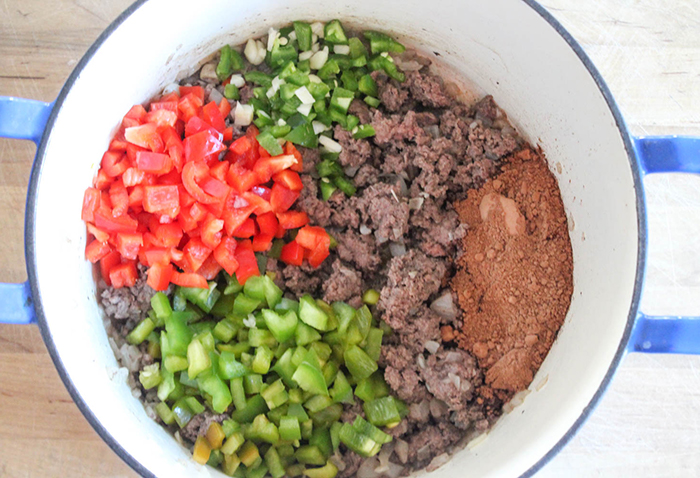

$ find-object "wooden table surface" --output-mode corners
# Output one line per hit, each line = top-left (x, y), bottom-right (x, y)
(1, 1), (699, 476)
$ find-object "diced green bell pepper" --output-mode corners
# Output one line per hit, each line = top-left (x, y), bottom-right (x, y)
(244, 374), (264, 395)
(324, 20), (348, 45)
(231, 395), (269, 424)
(352, 416), (392, 444)
(262, 309), (298, 343)
(155, 401), (175, 425)
(172, 397), (195, 428)
(219, 351), (249, 380)
(264, 446), (286, 478)
(279, 415), (302, 441)
(295, 445), (326, 466)
(344, 345), (378, 381)
(363, 328), (383, 361)
(299, 295), (329, 331)
(330, 370), (354, 404)
(284, 123), (318, 148)
(294, 21), (313, 51)
(252, 345), (274, 375)
(187, 337), (211, 379)
(363, 396), (401, 427)
(309, 403), (343, 429)
(180, 282), (221, 313)
(261, 379), (289, 410)
(247, 414), (280, 444)
(249, 328), (277, 348)
(353, 124), (376, 139)
(363, 31), (406, 54)
(199, 373), (233, 413)
(338, 422), (380, 457)
(127, 318), (155, 345)
(230, 377), (247, 410)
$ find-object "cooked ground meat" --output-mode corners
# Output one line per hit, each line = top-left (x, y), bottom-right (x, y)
(322, 259), (363, 303)
(334, 125), (373, 168)
(420, 349), (480, 411)
(180, 412), (227, 443)
(357, 182), (410, 244)
(296, 174), (332, 227)
(334, 231), (382, 273)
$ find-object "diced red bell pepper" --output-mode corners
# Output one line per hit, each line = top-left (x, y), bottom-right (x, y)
(296, 226), (331, 268)
(183, 130), (225, 164)
(144, 109), (178, 127)
(178, 205), (199, 232)
(143, 247), (171, 266)
(171, 271), (208, 289)
(241, 192), (272, 215)
(101, 150), (129, 178)
(209, 161), (229, 182)
(223, 127), (234, 143)
(252, 233), (274, 252)
(109, 180), (129, 217)
(81, 187), (101, 222)
(276, 211), (309, 230)
(100, 251), (122, 286)
(129, 185), (144, 210)
(232, 218), (257, 238)
(158, 125), (185, 173)
(202, 101), (227, 133)
(307, 241), (330, 268)
(189, 202), (208, 222)
(272, 169), (303, 191)
(228, 136), (259, 168)
(179, 86), (205, 101)
(122, 167), (146, 187)
(115, 232), (143, 260)
(222, 204), (255, 236)
(226, 161), (260, 193)
(233, 247), (259, 285)
(256, 211), (279, 236)
(135, 151), (172, 175)
(183, 237), (212, 272)
(150, 98), (179, 113)
(109, 135), (129, 152)
(200, 176), (231, 201)
(181, 161), (221, 204)
(213, 237), (239, 276)
(87, 223), (110, 243)
(270, 183), (300, 213)
(284, 142), (303, 173)
(124, 105), (147, 123)
(253, 154), (298, 184)
(201, 215), (224, 249)
(147, 262), (174, 291)
(93, 169), (113, 190)
(178, 185), (196, 208)
(85, 239), (112, 263)
(178, 93), (204, 122)
(126, 143), (147, 164)
(279, 240), (304, 266)
(197, 254), (222, 280)
(152, 222), (183, 248)
(109, 261), (138, 288)
(143, 185), (180, 218)
(185, 115), (221, 138)
(219, 98), (232, 119)
(124, 123), (165, 153)
(251, 185), (272, 201)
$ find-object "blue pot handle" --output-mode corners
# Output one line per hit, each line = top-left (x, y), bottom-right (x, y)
(628, 136), (700, 353)
(0, 96), (53, 325)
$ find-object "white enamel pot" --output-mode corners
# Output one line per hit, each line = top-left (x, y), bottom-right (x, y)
(1, 0), (699, 477)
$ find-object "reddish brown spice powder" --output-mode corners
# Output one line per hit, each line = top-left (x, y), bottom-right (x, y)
(447, 147), (574, 403)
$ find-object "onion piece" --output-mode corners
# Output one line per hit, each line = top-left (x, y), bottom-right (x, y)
(208, 87), (224, 105)
(424, 340), (440, 354)
(416, 354), (426, 369)
(416, 444), (432, 462)
(319, 134), (342, 153)
(389, 242), (406, 257)
(426, 453), (450, 472)
(430, 291), (459, 319)
(199, 63), (218, 82)
(359, 224), (372, 235)
(357, 457), (380, 478)
(395, 440), (409, 464)
(229, 74), (245, 88)
(408, 197), (424, 211)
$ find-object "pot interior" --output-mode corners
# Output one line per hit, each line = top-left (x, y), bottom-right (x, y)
(29, 0), (640, 476)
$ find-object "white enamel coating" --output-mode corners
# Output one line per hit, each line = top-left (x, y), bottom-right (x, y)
(30, 0), (639, 477)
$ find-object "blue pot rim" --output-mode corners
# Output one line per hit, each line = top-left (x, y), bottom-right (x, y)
(23, 1), (646, 477)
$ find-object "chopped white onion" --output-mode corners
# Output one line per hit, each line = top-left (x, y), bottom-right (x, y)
(243, 314), (257, 329)
(344, 165), (359, 177)
(296, 103), (313, 116)
(299, 50), (314, 61)
(267, 27), (279, 51)
(389, 242), (407, 257)
(199, 63), (218, 82)
(310, 46), (330, 70)
(294, 86), (316, 105)
(426, 453), (450, 472)
(430, 399), (449, 418)
(416, 444), (432, 462)
(267, 76), (285, 98)
(395, 440), (409, 464)
(312, 41), (320, 52)
(330, 453), (346, 472)
(308, 74), (322, 84)
(279, 37), (288, 46)
(319, 135), (342, 153)
(447, 372), (461, 389)
(376, 443), (394, 472)
(416, 354), (426, 369)
(311, 21), (325, 37)
(233, 102), (254, 126)
(424, 340), (440, 354)
(277, 118), (287, 126)
(244, 39), (266, 65)
(288, 31), (297, 41)
(359, 224), (372, 235)
(430, 291), (459, 319)
(161, 83), (180, 95)
(208, 87), (224, 105)
(229, 74), (245, 88)
(357, 457), (379, 478)
(312, 121), (329, 135)
(408, 197), (424, 211)
(446, 351), (463, 363)
(334, 44), (351, 55)
(409, 400), (430, 422)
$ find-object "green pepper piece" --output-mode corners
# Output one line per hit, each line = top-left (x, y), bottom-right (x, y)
(310, 427), (333, 460)
(172, 397), (194, 428)
(243, 276), (266, 301)
(269, 124), (293, 138)
(224, 83), (240, 100)
(330, 422), (342, 451)
(247, 414), (280, 444)
(127, 317), (156, 345)
(287, 70), (311, 87)
(217, 45), (234, 80)
(222, 453), (242, 477)
(213, 318), (238, 343)
(331, 302), (355, 336)
(291, 346), (308, 367)
(319, 179), (337, 201)
(279, 415), (302, 441)
(329, 87), (354, 114)
(244, 71), (273, 87)
(231, 395), (269, 424)
(355, 305), (373, 339)
(363, 95), (381, 108)
(264, 447), (286, 478)
(317, 59), (340, 80)
(316, 159), (344, 178)
(139, 363), (162, 390)
(301, 418), (314, 440)
(249, 328), (277, 348)
(269, 43), (298, 69)
(357, 74), (378, 97)
(244, 374), (264, 395)
(219, 340), (251, 358)
(222, 432), (245, 457)
(150, 292), (172, 321)
(211, 294), (235, 318)
(239, 441), (261, 467)
(352, 416), (392, 445)
(322, 360), (339, 386)
(262, 309), (298, 343)
(260, 378), (289, 410)
(344, 345), (378, 381)
(353, 124), (376, 140)
(348, 37), (368, 59)
(199, 373), (233, 413)
(180, 282), (221, 313)
(304, 394), (333, 413)
(295, 445), (326, 466)
(299, 295), (330, 331)
(157, 363), (175, 401)
(284, 123), (319, 148)
(309, 403), (343, 429)
(164, 311), (192, 357)
(363, 31), (406, 54)
(230, 377), (247, 410)
(324, 20), (349, 45)
(338, 422), (379, 457)
(184, 396), (205, 414)
(252, 345), (274, 375)
(309, 341), (332, 364)
(224, 273), (244, 295)
(363, 328), (384, 362)
(293, 363), (328, 396)
(155, 401), (175, 425)
(307, 81), (331, 101)
(363, 396), (401, 427)
(294, 21), (313, 51)
(219, 351), (249, 380)
(272, 349), (298, 388)
(304, 461), (338, 478)
(256, 130), (284, 156)
(222, 419), (242, 438)
(344, 114), (360, 132)
(332, 175), (357, 197)
(329, 370), (354, 405)
(187, 337), (211, 379)
(234, 295), (261, 316)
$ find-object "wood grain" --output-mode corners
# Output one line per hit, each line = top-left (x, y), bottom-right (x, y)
(1, 0), (699, 477)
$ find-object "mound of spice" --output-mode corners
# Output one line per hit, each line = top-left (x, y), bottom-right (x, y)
(447, 147), (573, 405)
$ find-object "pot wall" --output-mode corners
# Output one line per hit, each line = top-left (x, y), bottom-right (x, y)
(28, 0), (640, 476)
